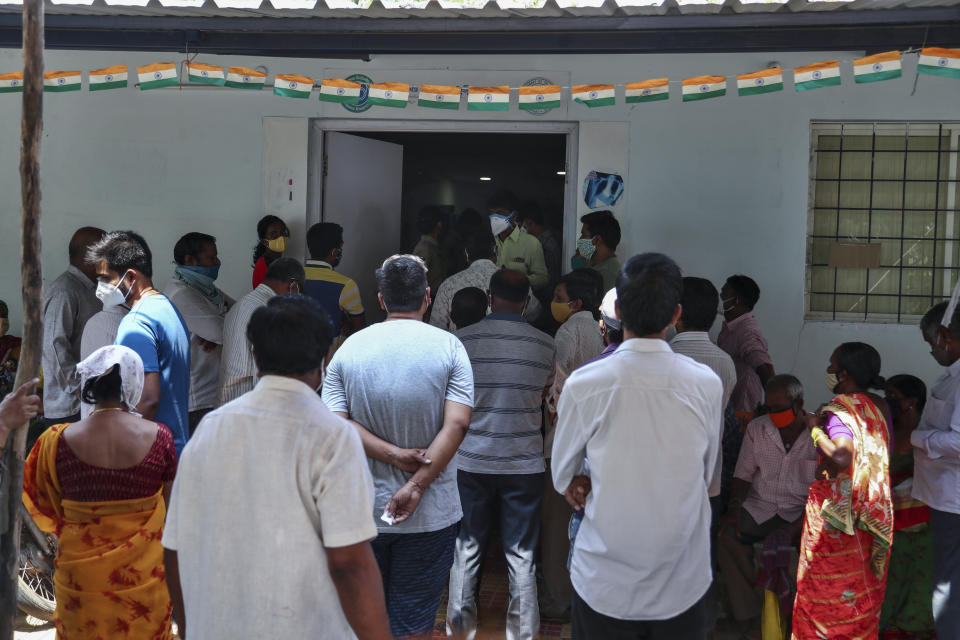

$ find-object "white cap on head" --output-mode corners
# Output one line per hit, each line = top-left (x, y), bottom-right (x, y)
(600, 287), (620, 331)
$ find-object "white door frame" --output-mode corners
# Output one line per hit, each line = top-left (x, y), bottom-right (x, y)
(307, 118), (580, 265)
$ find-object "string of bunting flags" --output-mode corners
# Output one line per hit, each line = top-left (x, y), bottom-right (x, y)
(0, 48), (957, 108)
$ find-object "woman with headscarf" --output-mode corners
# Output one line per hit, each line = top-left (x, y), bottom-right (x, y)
(252, 214), (290, 289)
(792, 342), (894, 640)
(880, 374), (936, 638)
(22, 345), (177, 639)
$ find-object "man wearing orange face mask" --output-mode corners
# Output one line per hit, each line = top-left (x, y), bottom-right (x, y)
(715, 374), (818, 632)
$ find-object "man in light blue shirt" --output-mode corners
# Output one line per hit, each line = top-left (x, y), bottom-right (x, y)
(88, 230), (191, 455)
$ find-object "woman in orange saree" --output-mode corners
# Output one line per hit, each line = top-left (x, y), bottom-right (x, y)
(792, 343), (894, 640)
(22, 345), (176, 639)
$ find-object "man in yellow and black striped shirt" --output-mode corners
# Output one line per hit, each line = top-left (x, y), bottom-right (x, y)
(305, 223), (366, 353)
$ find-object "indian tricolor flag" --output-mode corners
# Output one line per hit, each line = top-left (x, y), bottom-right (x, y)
(468, 86), (510, 111)
(918, 47), (960, 79)
(187, 62), (225, 86)
(225, 67), (266, 90)
(737, 68), (783, 96)
(518, 85), (561, 110)
(43, 71), (81, 93)
(89, 65), (127, 91)
(854, 51), (902, 84)
(572, 84), (615, 107)
(138, 63), (178, 90)
(625, 79), (668, 104)
(368, 82), (409, 108)
(274, 74), (314, 99)
(418, 84), (461, 110)
(794, 60), (840, 92)
(318, 78), (362, 104)
(0, 72), (22, 93)
(682, 75), (726, 102)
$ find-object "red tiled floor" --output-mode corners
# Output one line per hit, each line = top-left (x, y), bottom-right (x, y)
(432, 539), (572, 640)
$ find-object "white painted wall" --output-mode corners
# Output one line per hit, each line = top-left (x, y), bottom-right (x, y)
(0, 48), (955, 405)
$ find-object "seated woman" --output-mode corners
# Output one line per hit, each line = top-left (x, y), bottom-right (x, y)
(880, 374), (936, 639)
(792, 342), (893, 640)
(22, 345), (177, 639)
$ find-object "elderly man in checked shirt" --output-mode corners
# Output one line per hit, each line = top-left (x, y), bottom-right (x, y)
(716, 374), (817, 628)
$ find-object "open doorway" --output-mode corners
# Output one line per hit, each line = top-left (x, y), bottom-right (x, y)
(308, 121), (576, 322)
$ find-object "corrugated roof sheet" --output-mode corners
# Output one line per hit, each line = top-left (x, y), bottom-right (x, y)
(0, 0), (956, 17)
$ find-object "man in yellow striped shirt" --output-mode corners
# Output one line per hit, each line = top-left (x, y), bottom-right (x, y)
(304, 223), (366, 352)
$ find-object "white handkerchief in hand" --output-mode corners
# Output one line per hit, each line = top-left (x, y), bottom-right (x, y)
(380, 509), (396, 526)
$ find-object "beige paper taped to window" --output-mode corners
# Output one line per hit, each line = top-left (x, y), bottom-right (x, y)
(827, 242), (882, 269)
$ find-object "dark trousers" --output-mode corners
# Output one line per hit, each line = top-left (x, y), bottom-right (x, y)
(41, 413), (79, 429)
(716, 508), (790, 621)
(188, 408), (213, 437)
(447, 470), (543, 640)
(571, 587), (709, 640)
(372, 523), (458, 638)
(931, 508), (960, 638)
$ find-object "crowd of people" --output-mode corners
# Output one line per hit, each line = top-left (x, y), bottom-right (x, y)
(0, 197), (955, 640)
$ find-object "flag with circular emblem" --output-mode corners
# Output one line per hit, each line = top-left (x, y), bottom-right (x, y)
(854, 51), (902, 84)
(418, 84), (461, 110)
(625, 79), (669, 103)
(0, 71), (23, 93)
(89, 65), (127, 91)
(44, 71), (82, 93)
(737, 68), (783, 96)
(367, 82), (409, 108)
(137, 63), (178, 90)
(225, 66), (266, 90)
(682, 75), (726, 102)
(518, 85), (561, 110)
(274, 74), (314, 99)
(186, 62), (225, 86)
(318, 78), (362, 104)
(572, 84), (615, 107)
(468, 86), (510, 111)
(793, 60), (841, 92)
(918, 47), (960, 79)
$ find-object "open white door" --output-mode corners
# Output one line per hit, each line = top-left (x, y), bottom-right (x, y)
(322, 132), (404, 323)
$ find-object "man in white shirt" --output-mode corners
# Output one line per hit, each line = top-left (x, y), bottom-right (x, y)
(914, 301), (960, 638)
(552, 252), (722, 639)
(163, 294), (391, 640)
(217, 258), (304, 405)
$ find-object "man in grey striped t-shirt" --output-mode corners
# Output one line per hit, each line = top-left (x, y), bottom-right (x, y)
(447, 269), (555, 640)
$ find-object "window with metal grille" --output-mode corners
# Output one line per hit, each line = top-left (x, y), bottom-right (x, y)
(806, 122), (960, 323)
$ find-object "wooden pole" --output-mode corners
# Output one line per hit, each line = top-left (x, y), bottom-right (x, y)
(0, 0), (43, 635)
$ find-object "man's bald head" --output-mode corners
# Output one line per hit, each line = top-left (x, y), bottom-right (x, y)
(69, 227), (106, 279)
(489, 268), (530, 315)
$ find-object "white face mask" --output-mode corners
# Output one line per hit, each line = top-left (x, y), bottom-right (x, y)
(96, 276), (129, 308)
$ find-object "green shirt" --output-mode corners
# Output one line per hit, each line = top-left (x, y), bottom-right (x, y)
(496, 227), (549, 289)
(590, 255), (622, 292)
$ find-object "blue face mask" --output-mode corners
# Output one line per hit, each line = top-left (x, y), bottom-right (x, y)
(181, 264), (220, 282)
